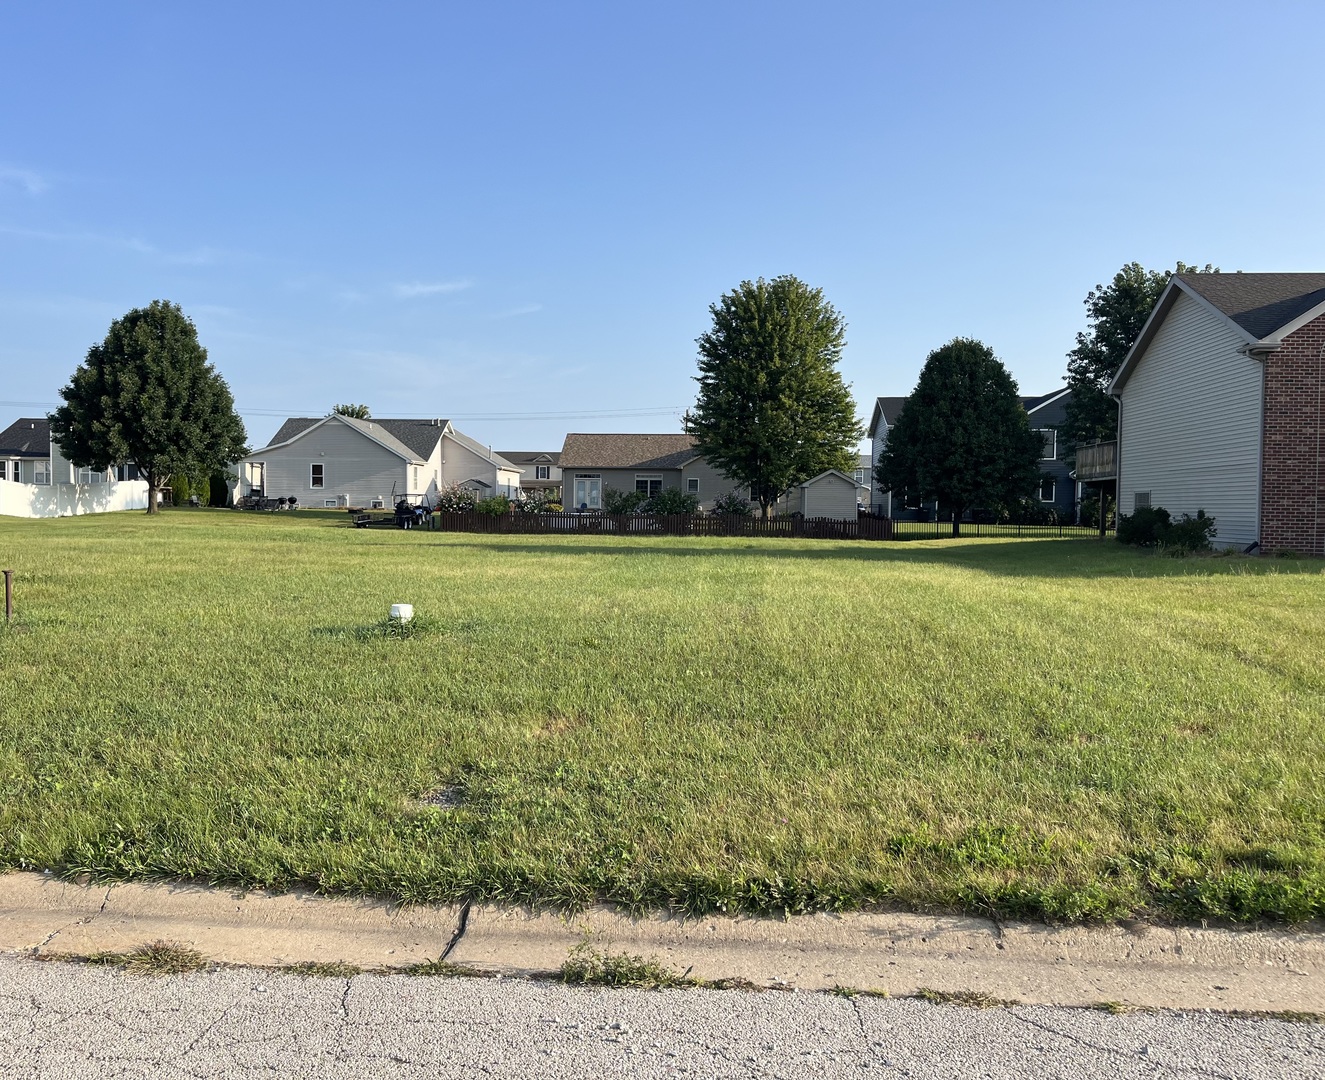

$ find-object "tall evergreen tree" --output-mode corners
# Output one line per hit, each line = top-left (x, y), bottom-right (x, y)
(49, 301), (248, 514)
(689, 275), (861, 518)
(1061, 262), (1217, 453)
(876, 338), (1042, 536)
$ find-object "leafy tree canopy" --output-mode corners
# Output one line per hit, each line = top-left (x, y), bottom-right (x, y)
(49, 300), (248, 514)
(689, 275), (862, 518)
(332, 403), (371, 419)
(1061, 261), (1217, 450)
(876, 338), (1042, 535)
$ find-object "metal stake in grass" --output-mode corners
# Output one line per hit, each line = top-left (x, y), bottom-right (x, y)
(3, 569), (11, 623)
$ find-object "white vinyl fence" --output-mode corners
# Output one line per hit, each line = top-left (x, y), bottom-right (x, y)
(0, 479), (150, 518)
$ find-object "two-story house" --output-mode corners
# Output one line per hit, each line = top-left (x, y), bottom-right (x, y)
(496, 450), (562, 501)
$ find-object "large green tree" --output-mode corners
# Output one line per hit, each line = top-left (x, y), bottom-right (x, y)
(689, 275), (862, 518)
(49, 301), (248, 514)
(876, 338), (1042, 536)
(1061, 261), (1217, 452)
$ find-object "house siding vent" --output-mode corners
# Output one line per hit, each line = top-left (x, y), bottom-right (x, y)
(1134, 491), (1151, 510)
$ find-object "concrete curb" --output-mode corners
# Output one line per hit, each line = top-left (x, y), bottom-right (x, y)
(3, 872), (1322, 1012)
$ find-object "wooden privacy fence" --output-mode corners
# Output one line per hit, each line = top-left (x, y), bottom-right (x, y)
(431, 511), (895, 540)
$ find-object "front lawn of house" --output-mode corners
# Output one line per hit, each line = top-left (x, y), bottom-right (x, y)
(1, 510), (1323, 923)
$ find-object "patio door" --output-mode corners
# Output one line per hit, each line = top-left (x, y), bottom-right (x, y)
(573, 475), (601, 510)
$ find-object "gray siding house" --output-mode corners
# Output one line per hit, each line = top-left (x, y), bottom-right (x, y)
(1108, 272), (1325, 553)
(240, 415), (522, 508)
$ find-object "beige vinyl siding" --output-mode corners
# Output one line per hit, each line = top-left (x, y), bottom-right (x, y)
(1118, 291), (1263, 547)
(252, 419), (410, 506)
(801, 473), (858, 519)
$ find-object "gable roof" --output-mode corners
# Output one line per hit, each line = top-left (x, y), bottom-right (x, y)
(0, 417), (51, 457)
(1177, 273), (1325, 339)
(1111, 273), (1325, 393)
(266, 416), (451, 460)
(867, 397), (909, 437)
(559, 433), (698, 470)
(256, 415), (428, 463)
(496, 450), (561, 466)
(800, 469), (858, 488)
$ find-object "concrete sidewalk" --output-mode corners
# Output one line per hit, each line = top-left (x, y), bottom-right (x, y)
(2, 872), (1322, 1013)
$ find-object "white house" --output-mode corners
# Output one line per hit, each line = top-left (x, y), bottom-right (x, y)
(0, 417), (149, 518)
(238, 415), (522, 508)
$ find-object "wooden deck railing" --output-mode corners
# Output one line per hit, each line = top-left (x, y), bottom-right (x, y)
(1075, 441), (1117, 481)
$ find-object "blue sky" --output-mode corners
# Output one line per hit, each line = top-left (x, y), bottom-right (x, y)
(3, 1), (1323, 451)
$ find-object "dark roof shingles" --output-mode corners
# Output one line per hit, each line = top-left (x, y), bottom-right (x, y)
(1177, 273), (1325, 340)
(266, 416), (449, 459)
(0, 417), (51, 456)
(559, 433), (696, 469)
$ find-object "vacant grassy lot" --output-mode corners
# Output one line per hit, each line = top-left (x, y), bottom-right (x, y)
(2, 510), (1323, 924)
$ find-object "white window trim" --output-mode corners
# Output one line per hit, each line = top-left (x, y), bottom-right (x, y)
(33, 460), (51, 485)
(686, 477), (700, 494)
(535, 465), (551, 480)
(573, 474), (602, 510)
(310, 463), (325, 489)
(635, 473), (663, 496)
(1037, 428), (1057, 461)
(1039, 478), (1056, 503)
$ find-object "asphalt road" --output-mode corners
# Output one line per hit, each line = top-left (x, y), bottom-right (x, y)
(1, 954), (1321, 1079)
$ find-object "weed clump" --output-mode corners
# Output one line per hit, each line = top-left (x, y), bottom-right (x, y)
(86, 940), (207, 975)
(560, 945), (687, 989)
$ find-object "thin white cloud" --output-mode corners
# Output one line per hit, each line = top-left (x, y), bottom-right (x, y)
(392, 280), (472, 299)
(493, 303), (543, 319)
(0, 167), (48, 195)
(0, 225), (239, 265)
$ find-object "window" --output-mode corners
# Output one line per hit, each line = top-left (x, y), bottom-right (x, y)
(33, 460), (50, 485)
(902, 489), (922, 510)
(371, 498), (385, 509)
(77, 467), (102, 484)
(854, 468), (866, 485)
(1134, 491), (1151, 510)
(535, 465), (550, 480)
(324, 499), (338, 507)
(1037, 429), (1057, 461)
(412, 466), (420, 491)
(0, 461), (6, 481)
(635, 474), (662, 497)
(1039, 478), (1056, 503)
(310, 463), (324, 488)
(686, 477), (700, 494)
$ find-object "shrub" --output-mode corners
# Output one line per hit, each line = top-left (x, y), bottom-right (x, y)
(711, 490), (754, 517)
(171, 475), (189, 506)
(475, 495), (512, 516)
(516, 490), (559, 513)
(602, 487), (648, 514)
(435, 484), (478, 513)
(645, 487), (700, 514)
(1079, 492), (1115, 529)
(1164, 510), (1217, 553)
(1116, 505), (1172, 547)
(208, 472), (231, 507)
(1116, 506), (1216, 553)
(997, 498), (1059, 526)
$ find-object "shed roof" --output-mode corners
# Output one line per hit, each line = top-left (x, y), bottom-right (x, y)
(559, 433), (698, 469)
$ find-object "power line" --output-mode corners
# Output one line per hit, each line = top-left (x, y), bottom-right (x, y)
(2, 400), (689, 423)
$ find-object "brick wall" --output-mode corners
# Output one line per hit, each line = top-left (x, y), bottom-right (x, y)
(1261, 312), (1325, 555)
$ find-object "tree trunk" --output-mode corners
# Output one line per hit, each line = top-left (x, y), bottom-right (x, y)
(147, 484), (160, 514)
(951, 510), (961, 538)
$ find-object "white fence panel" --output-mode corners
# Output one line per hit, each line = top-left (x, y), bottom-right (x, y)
(0, 479), (150, 518)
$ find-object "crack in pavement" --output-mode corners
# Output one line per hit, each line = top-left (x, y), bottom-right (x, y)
(1009, 1010), (1241, 1080)
(31, 884), (114, 953)
(439, 899), (472, 962)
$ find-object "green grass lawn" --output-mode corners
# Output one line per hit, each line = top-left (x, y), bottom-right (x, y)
(2, 509), (1324, 924)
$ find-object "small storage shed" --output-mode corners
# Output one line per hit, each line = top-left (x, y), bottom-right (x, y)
(784, 470), (859, 520)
